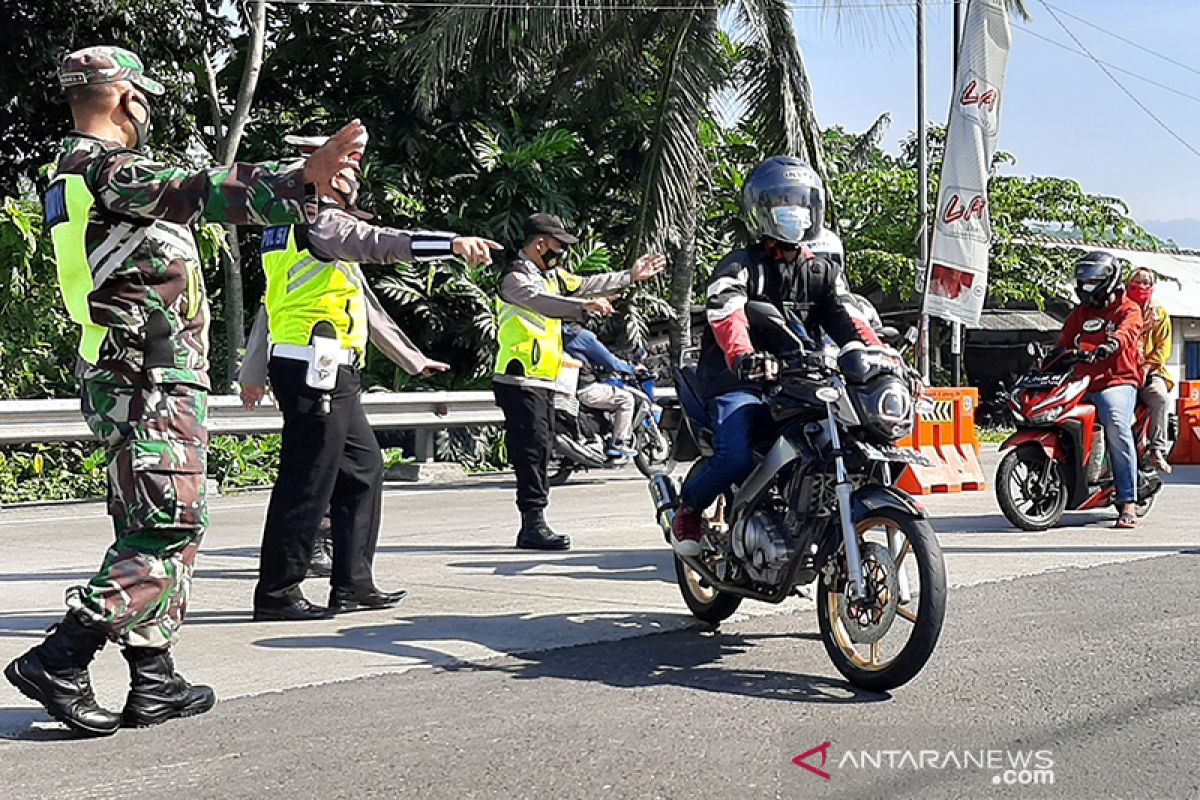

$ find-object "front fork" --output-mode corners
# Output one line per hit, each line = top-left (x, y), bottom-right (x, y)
(824, 397), (867, 601)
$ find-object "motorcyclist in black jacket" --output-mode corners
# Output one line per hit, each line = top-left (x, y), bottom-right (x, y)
(672, 156), (882, 556)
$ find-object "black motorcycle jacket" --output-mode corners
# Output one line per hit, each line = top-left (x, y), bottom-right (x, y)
(697, 242), (881, 399)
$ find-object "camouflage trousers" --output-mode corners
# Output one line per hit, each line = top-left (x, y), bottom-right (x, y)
(69, 379), (209, 649)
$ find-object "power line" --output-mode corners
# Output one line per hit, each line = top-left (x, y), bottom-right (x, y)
(259, 0), (956, 10)
(1036, 0), (1200, 163)
(1013, 23), (1200, 109)
(1042, 1), (1200, 81)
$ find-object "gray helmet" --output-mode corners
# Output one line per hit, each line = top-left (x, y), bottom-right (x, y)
(742, 156), (825, 245)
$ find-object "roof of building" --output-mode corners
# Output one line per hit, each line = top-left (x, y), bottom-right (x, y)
(974, 309), (1063, 332)
(1020, 239), (1200, 319)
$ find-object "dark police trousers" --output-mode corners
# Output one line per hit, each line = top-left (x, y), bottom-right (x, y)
(255, 356), (384, 606)
(493, 382), (555, 512)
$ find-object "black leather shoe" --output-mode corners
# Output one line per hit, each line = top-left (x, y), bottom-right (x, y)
(516, 510), (571, 551)
(306, 531), (333, 579)
(328, 587), (407, 613)
(3, 615), (120, 737)
(253, 598), (334, 622)
(121, 647), (216, 728)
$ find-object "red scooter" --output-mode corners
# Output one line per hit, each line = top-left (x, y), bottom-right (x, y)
(995, 343), (1166, 531)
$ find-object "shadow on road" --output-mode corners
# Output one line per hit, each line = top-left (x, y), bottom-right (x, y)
(0, 708), (85, 743)
(447, 548), (674, 583)
(252, 610), (886, 706)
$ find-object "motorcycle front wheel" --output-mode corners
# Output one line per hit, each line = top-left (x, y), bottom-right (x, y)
(996, 445), (1068, 531)
(817, 508), (946, 692)
(674, 556), (742, 625)
(633, 422), (676, 478)
(548, 458), (574, 486)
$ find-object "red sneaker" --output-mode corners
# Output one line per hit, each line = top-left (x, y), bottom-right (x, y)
(671, 507), (703, 557)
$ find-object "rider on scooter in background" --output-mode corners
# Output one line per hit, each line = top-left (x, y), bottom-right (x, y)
(1054, 251), (1144, 529)
(563, 323), (642, 463)
(670, 156), (883, 557)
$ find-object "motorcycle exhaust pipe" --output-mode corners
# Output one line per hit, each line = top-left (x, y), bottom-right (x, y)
(648, 474), (679, 543)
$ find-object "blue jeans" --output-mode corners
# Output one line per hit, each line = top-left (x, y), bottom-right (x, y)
(680, 391), (773, 511)
(1089, 385), (1138, 504)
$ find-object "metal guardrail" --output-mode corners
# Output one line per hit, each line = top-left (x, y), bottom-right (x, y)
(0, 388), (676, 447)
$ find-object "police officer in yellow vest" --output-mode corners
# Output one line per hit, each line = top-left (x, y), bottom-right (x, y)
(494, 214), (666, 550)
(253, 134), (499, 621)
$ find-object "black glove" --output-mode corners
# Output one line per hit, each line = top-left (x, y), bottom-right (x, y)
(735, 352), (781, 382)
(1092, 337), (1120, 362)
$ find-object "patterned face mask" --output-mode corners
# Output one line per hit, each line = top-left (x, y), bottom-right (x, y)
(770, 205), (812, 243)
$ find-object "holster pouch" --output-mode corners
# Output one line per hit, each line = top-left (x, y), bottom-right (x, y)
(306, 335), (342, 392)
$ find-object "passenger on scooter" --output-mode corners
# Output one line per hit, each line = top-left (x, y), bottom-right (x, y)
(1055, 251), (1144, 529)
(1127, 267), (1174, 474)
(671, 156), (883, 557)
(563, 323), (639, 463)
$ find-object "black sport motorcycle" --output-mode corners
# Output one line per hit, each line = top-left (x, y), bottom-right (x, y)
(650, 302), (947, 691)
(550, 372), (675, 485)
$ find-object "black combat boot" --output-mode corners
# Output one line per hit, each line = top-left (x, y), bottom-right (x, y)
(515, 509), (571, 551)
(3, 613), (121, 737)
(121, 647), (216, 728)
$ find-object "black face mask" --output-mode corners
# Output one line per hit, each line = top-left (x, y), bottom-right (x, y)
(123, 93), (152, 150)
(542, 248), (565, 270)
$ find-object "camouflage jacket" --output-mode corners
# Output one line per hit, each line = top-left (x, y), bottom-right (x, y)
(50, 133), (311, 389)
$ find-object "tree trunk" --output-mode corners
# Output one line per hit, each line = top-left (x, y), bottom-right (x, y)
(668, 212), (698, 368)
(217, 0), (268, 388)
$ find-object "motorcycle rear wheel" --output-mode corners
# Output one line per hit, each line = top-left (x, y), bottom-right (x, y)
(817, 509), (946, 692)
(996, 446), (1068, 531)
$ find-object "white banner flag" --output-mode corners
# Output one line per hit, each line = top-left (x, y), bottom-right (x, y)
(922, 0), (1014, 327)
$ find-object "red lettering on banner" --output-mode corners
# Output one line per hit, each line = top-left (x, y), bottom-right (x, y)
(961, 80), (998, 112)
(943, 194), (988, 225)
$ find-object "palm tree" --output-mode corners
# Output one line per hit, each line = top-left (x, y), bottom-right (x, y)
(400, 0), (827, 359)
(401, 0), (1031, 360)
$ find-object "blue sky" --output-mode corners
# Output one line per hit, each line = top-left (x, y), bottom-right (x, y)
(792, 0), (1200, 244)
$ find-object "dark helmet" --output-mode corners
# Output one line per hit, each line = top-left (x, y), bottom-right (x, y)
(1074, 251), (1125, 307)
(742, 156), (825, 246)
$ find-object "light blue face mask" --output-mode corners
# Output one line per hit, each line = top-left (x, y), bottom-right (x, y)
(770, 205), (812, 243)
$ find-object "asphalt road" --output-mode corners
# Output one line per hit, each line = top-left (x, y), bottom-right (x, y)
(2, 453), (1199, 799)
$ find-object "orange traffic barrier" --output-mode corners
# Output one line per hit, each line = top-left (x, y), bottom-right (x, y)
(1170, 381), (1200, 465)
(896, 387), (987, 495)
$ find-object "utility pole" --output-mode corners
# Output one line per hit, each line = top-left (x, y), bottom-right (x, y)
(951, 0), (965, 386)
(917, 0), (931, 381)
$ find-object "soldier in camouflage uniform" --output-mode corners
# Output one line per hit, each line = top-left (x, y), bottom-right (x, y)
(3, 46), (364, 737)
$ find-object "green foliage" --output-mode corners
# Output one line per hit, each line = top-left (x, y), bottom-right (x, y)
(436, 426), (508, 473)
(382, 448), (414, 470)
(206, 434), (281, 491)
(0, 443), (107, 504)
(0, 197), (79, 398)
(0, 0), (225, 196)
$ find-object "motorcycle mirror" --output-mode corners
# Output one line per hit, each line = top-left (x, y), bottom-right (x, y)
(1026, 341), (1043, 358)
(904, 326), (919, 344)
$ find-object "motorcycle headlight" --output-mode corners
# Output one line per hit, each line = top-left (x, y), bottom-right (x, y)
(1027, 406), (1065, 425)
(850, 375), (914, 442)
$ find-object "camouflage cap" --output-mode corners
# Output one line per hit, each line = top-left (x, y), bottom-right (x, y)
(59, 46), (165, 96)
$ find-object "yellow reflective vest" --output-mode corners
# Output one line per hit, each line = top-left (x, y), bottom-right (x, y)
(45, 174), (110, 364)
(261, 224), (368, 354)
(493, 265), (585, 382)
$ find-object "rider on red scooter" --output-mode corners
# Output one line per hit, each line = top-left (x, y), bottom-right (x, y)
(1054, 251), (1144, 529)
